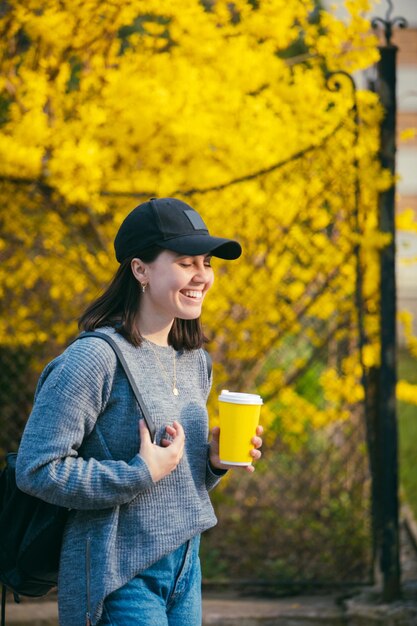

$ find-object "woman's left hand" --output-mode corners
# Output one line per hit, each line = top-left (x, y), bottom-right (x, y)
(208, 425), (263, 474)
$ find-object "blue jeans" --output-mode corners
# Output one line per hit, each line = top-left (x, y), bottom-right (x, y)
(98, 536), (202, 626)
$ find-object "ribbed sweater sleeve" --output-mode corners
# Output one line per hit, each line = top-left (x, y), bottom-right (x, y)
(206, 454), (227, 490)
(203, 370), (228, 490)
(15, 339), (154, 509)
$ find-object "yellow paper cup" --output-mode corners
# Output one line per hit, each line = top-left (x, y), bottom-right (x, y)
(218, 390), (263, 466)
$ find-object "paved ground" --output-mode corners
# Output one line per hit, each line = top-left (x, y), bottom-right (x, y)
(3, 517), (417, 625)
(3, 594), (348, 626)
(4, 588), (417, 626)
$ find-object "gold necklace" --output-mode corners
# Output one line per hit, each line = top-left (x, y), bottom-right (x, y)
(145, 340), (179, 396)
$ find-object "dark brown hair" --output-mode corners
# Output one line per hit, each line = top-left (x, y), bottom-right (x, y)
(78, 247), (206, 350)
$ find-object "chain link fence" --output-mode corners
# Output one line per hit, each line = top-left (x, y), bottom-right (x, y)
(0, 345), (51, 460)
(201, 395), (372, 590)
(198, 94), (376, 589)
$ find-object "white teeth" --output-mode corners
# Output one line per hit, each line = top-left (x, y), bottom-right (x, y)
(183, 290), (203, 299)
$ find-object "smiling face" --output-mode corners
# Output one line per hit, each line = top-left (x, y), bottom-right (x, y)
(132, 250), (214, 328)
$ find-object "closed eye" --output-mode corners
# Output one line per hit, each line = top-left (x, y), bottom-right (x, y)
(177, 255), (212, 268)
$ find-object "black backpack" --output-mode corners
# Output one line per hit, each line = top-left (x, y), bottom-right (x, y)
(0, 332), (211, 625)
(0, 453), (67, 624)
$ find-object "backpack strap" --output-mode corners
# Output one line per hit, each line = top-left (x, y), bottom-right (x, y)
(73, 332), (213, 443)
(75, 331), (157, 444)
(0, 585), (15, 626)
(203, 349), (212, 380)
(1, 584), (5, 626)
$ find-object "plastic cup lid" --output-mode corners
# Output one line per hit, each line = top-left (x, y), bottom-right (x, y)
(218, 390), (263, 405)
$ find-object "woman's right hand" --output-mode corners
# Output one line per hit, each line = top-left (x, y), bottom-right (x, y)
(138, 418), (185, 482)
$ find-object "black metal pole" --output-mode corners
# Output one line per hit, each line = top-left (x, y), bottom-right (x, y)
(371, 0), (408, 601)
(376, 42), (400, 602)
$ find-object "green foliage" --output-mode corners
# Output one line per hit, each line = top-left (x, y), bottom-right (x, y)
(398, 349), (417, 521)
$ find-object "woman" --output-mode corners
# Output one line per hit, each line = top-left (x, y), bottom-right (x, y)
(16, 197), (263, 626)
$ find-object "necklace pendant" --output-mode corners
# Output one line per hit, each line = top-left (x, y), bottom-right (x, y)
(173, 387), (179, 396)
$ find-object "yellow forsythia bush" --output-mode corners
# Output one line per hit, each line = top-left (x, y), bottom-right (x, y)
(0, 0), (410, 440)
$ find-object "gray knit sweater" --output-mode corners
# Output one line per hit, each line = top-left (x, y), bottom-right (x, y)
(15, 327), (223, 625)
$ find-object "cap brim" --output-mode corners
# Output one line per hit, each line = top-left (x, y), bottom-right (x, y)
(162, 235), (242, 260)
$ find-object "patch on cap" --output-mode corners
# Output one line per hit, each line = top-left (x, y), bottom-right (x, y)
(184, 210), (207, 231)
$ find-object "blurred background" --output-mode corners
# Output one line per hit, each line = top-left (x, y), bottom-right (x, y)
(0, 0), (416, 595)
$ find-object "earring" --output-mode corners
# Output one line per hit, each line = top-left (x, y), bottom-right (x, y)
(141, 283), (147, 293)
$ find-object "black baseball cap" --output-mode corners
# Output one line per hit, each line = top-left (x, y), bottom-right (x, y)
(114, 197), (242, 262)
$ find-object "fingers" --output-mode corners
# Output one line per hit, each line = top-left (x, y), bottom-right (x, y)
(250, 447), (262, 461)
(143, 421), (184, 444)
(139, 420), (185, 482)
(171, 425), (185, 461)
(171, 420), (185, 437)
(160, 425), (173, 446)
(170, 421), (185, 446)
(161, 425), (175, 446)
(246, 426), (263, 471)
(250, 426), (263, 465)
(251, 425), (263, 451)
(160, 420), (185, 449)
(209, 427), (220, 449)
(138, 417), (151, 442)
